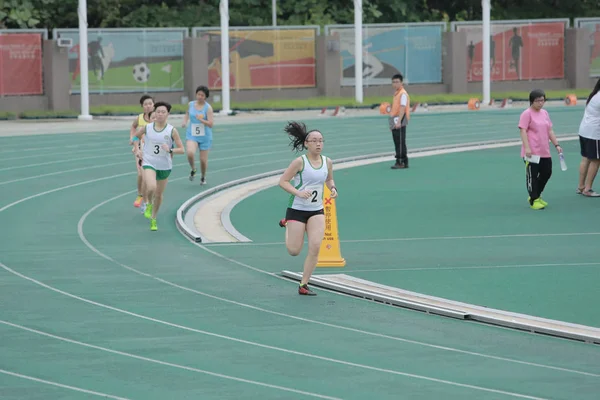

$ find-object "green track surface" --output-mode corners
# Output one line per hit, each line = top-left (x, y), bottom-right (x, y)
(1, 106), (599, 399)
(228, 141), (600, 328)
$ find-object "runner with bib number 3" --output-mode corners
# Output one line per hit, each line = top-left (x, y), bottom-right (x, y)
(134, 101), (184, 231)
(182, 85), (214, 185)
(278, 121), (337, 296)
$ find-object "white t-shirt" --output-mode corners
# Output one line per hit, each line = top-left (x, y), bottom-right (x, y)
(400, 93), (408, 107)
(579, 92), (600, 140)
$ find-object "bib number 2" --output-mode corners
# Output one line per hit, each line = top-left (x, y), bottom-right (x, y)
(303, 185), (322, 204)
(191, 123), (205, 137)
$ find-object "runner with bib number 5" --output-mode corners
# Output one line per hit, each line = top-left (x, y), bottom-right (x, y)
(182, 85), (214, 185)
(278, 121), (337, 296)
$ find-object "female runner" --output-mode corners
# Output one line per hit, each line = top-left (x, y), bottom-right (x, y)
(129, 95), (154, 208)
(278, 121), (337, 296)
(182, 85), (214, 185)
(134, 102), (184, 231)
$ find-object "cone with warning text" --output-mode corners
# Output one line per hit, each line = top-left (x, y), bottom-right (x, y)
(317, 185), (346, 267)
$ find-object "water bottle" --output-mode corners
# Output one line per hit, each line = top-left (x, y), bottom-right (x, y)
(559, 152), (567, 171)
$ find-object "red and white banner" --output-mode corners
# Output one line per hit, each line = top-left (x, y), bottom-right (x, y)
(0, 33), (43, 95)
(458, 22), (565, 81)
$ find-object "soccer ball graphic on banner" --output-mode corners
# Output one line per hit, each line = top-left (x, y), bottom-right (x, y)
(132, 63), (151, 83)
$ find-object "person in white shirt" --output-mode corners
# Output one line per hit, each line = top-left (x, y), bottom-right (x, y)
(577, 79), (600, 197)
(389, 74), (410, 169)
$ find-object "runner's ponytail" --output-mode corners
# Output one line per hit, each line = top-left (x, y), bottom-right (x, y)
(284, 121), (309, 152)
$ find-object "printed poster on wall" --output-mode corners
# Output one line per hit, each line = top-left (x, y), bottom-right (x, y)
(0, 33), (43, 95)
(328, 24), (443, 86)
(55, 29), (186, 93)
(196, 28), (317, 90)
(457, 22), (566, 81)
(577, 20), (600, 77)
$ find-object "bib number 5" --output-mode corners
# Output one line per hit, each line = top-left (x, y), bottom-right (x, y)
(191, 123), (205, 137)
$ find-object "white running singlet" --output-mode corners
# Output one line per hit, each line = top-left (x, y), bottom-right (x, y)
(142, 122), (174, 171)
(289, 154), (328, 211)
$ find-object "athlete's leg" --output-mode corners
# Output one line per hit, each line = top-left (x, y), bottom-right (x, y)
(186, 140), (199, 180)
(143, 168), (157, 219)
(300, 214), (325, 286)
(285, 221), (306, 256)
(134, 156), (144, 207)
(152, 178), (168, 219)
(199, 149), (209, 183)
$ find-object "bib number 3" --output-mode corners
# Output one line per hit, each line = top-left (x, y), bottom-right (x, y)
(191, 123), (205, 137)
(150, 142), (165, 156)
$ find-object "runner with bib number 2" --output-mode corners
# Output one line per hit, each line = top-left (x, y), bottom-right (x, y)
(278, 121), (338, 296)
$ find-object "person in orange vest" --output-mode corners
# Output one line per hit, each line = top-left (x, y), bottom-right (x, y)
(389, 73), (410, 169)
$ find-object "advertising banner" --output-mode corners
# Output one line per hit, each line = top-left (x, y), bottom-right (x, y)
(55, 29), (186, 93)
(327, 23), (444, 86)
(0, 33), (43, 95)
(577, 20), (600, 77)
(456, 21), (566, 81)
(195, 28), (317, 90)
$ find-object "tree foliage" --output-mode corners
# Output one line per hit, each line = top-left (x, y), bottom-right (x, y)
(1, 0), (600, 31)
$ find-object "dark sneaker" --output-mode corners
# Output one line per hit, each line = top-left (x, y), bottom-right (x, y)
(189, 169), (196, 181)
(298, 284), (316, 296)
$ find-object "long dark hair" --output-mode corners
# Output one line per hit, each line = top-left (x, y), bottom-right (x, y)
(587, 78), (600, 105)
(284, 121), (319, 152)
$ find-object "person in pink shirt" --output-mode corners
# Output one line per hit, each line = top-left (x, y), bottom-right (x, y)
(518, 89), (563, 210)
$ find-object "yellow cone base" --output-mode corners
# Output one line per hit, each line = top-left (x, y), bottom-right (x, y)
(317, 258), (346, 268)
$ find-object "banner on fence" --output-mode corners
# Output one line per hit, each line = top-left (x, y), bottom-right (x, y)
(0, 33), (43, 95)
(55, 29), (186, 93)
(327, 24), (443, 86)
(576, 19), (600, 77)
(456, 21), (566, 81)
(195, 28), (317, 90)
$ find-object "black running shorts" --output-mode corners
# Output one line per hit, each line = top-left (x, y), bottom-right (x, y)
(285, 207), (324, 224)
(580, 136), (600, 160)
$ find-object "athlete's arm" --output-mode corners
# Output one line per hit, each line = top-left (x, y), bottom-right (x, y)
(134, 125), (145, 140)
(279, 157), (311, 199)
(167, 129), (185, 155)
(201, 105), (214, 128)
(325, 157), (337, 198)
(129, 118), (138, 145)
(182, 109), (189, 128)
(133, 127), (146, 158)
